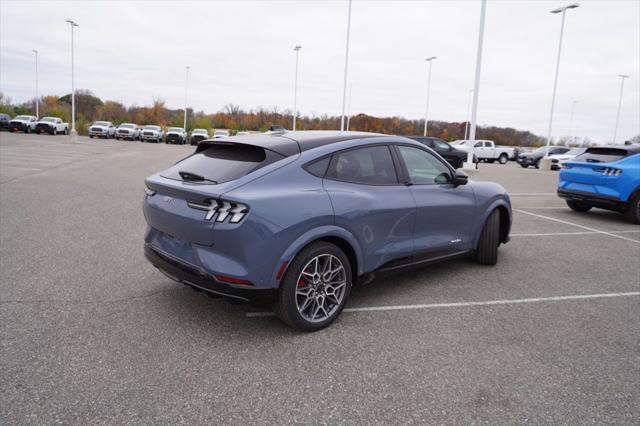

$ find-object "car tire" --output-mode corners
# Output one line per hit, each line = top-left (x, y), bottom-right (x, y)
(624, 193), (640, 224)
(475, 209), (500, 266)
(520, 164), (528, 168)
(499, 154), (508, 164)
(276, 242), (352, 332)
(64, 128), (68, 135)
(26, 127), (31, 134)
(535, 159), (541, 169)
(566, 200), (592, 212)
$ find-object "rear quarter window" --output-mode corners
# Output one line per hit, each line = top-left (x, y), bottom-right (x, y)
(161, 144), (284, 184)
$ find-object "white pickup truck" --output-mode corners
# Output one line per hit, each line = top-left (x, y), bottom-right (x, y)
(35, 117), (69, 135)
(452, 140), (514, 164)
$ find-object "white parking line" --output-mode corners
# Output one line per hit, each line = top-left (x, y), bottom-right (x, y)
(514, 209), (640, 244)
(511, 230), (640, 237)
(246, 291), (640, 317)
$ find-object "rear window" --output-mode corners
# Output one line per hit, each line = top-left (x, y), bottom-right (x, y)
(161, 144), (284, 184)
(573, 148), (636, 163)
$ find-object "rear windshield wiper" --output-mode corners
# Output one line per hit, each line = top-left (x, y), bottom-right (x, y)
(178, 171), (218, 184)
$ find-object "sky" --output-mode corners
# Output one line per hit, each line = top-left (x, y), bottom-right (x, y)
(1, 0), (639, 143)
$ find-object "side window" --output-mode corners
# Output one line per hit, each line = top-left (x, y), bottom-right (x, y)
(484, 142), (492, 147)
(327, 146), (398, 185)
(434, 140), (451, 151)
(474, 142), (483, 148)
(304, 157), (330, 178)
(397, 146), (452, 185)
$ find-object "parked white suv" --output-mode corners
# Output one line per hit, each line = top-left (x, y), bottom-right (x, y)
(35, 117), (69, 135)
(213, 129), (230, 139)
(453, 140), (514, 164)
(116, 123), (140, 141)
(89, 121), (116, 139)
(140, 125), (164, 143)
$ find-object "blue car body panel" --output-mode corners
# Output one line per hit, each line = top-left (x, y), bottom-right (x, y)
(559, 153), (640, 202)
(143, 132), (512, 297)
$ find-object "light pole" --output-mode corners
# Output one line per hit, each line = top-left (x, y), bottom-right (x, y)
(568, 100), (578, 140)
(463, 0), (487, 170)
(543, 3), (580, 158)
(65, 18), (79, 140)
(612, 74), (629, 144)
(292, 45), (301, 131)
(32, 49), (39, 119)
(423, 56), (437, 137)
(464, 89), (473, 140)
(346, 81), (353, 130)
(184, 66), (190, 131)
(340, 0), (352, 131)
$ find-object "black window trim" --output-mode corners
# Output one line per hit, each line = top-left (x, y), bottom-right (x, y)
(391, 143), (456, 186)
(303, 142), (403, 186)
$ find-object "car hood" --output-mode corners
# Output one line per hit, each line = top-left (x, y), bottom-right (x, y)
(91, 125), (108, 129)
(166, 131), (184, 135)
(10, 119), (30, 124)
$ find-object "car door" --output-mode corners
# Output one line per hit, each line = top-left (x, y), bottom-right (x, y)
(394, 144), (476, 260)
(473, 141), (486, 159)
(322, 144), (417, 272)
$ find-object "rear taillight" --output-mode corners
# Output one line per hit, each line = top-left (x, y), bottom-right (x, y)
(597, 167), (622, 176)
(187, 199), (249, 223)
(215, 274), (253, 286)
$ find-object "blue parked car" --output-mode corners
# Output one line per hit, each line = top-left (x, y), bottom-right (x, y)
(558, 144), (640, 224)
(143, 131), (512, 330)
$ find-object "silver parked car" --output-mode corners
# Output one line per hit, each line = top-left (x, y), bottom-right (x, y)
(89, 121), (116, 139)
(115, 123), (141, 141)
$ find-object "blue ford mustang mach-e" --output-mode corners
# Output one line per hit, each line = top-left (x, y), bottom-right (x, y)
(143, 131), (512, 330)
(558, 144), (640, 224)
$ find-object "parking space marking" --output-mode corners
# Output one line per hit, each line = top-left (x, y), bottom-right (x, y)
(515, 209), (640, 244)
(511, 230), (640, 237)
(246, 291), (640, 317)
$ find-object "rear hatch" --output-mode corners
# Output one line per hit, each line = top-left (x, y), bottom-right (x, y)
(143, 141), (290, 247)
(561, 147), (639, 196)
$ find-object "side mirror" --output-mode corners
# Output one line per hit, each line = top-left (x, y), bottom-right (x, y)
(453, 170), (468, 186)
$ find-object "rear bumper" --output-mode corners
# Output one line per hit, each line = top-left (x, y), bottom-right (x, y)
(557, 189), (628, 211)
(144, 243), (276, 303)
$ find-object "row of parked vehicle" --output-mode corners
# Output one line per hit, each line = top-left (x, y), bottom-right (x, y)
(87, 121), (232, 144)
(0, 114), (70, 135)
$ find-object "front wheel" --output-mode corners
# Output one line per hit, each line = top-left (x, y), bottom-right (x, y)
(475, 209), (500, 266)
(276, 242), (352, 331)
(625, 193), (640, 224)
(64, 128), (68, 135)
(520, 164), (528, 168)
(499, 154), (508, 164)
(566, 200), (591, 212)
(535, 159), (541, 169)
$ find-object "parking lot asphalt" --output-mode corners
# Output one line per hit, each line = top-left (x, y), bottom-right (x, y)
(1, 132), (639, 424)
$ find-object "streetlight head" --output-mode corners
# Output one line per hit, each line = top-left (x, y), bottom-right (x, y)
(32, 49), (37, 54)
(618, 74), (629, 79)
(293, 45), (302, 51)
(551, 3), (579, 13)
(65, 18), (78, 27)
(425, 56), (437, 61)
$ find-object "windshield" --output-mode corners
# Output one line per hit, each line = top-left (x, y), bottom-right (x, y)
(161, 144), (284, 184)
(214, 130), (229, 135)
(93, 121), (109, 126)
(573, 147), (636, 163)
(168, 127), (183, 132)
(144, 126), (160, 130)
(193, 129), (207, 134)
(565, 148), (584, 156)
(15, 115), (32, 120)
(40, 117), (56, 123)
(119, 124), (135, 129)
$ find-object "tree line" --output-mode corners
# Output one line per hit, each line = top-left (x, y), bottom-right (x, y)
(1, 90), (555, 147)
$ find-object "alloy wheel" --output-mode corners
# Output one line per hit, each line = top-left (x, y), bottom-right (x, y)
(295, 254), (347, 323)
